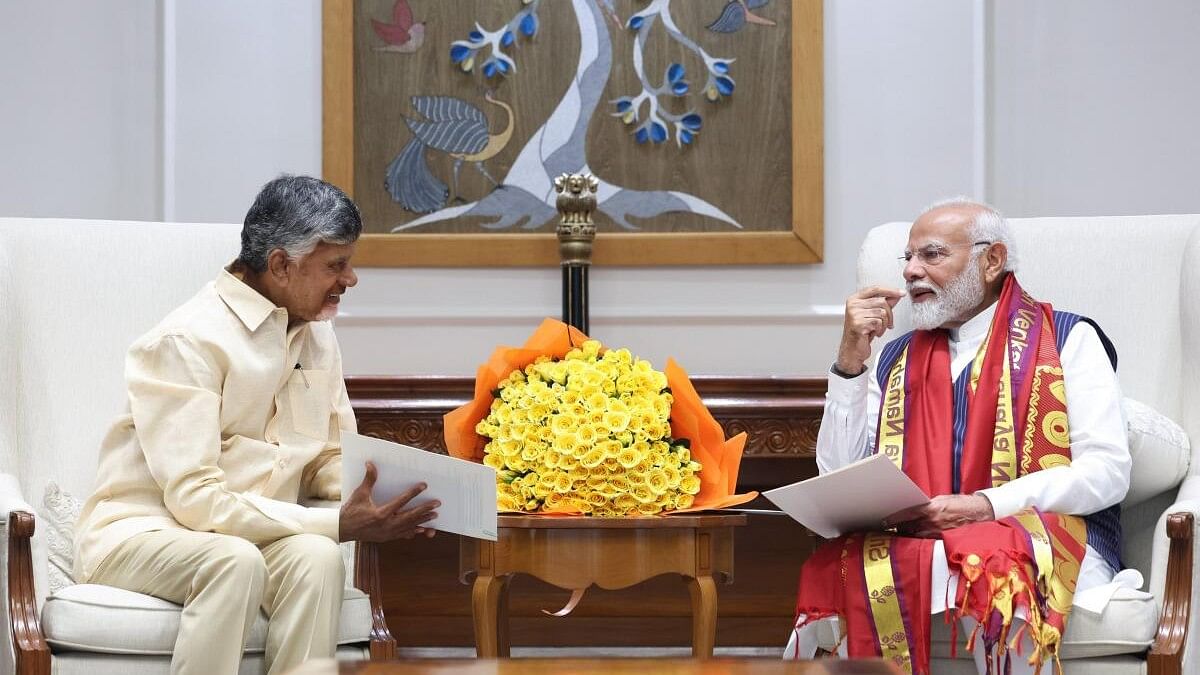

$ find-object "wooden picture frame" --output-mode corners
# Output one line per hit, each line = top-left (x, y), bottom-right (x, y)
(323, 0), (822, 266)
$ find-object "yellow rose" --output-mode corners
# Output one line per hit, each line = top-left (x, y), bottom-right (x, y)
(614, 494), (638, 512)
(483, 453), (505, 469)
(520, 444), (540, 462)
(636, 502), (661, 515)
(586, 492), (608, 508)
(665, 466), (682, 488)
(553, 431), (580, 454)
(497, 494), (520, 512)
(630, 486), (655, 504)
(616, 448), (640, 469)
(675, 493), (695, 510)
(524, 499), (541, 511)
(541, 450), (562, 469)
(551, 415), (576, 435)
(603, 410), (631, 433)
(553, 472), (573, 493)
(576, 424), (597, 445)
(580, 448), (606, 469)
(680, 475), (701, 495)
(585, 391), (608, 411)
(647, 470), (669, 495)
(609, 476), (631, 493)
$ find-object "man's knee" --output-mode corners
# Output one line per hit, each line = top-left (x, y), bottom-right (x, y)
(276, 534), (345, 586)
(204, 535), (269, 588)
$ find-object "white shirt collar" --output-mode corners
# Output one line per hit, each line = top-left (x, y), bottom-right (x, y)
(947, 300), (998, 343)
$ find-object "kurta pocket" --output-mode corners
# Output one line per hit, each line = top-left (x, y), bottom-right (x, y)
(288, 368), (332, 440)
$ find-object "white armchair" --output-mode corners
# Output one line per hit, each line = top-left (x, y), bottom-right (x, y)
(0, 219), (395, 675)
(857, 215), (1200, 674)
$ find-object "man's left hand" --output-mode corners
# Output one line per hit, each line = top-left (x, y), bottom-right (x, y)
(882, 494), (995, 538)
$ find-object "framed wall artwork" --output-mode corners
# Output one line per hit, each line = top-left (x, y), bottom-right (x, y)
(323, 0), (822, 266)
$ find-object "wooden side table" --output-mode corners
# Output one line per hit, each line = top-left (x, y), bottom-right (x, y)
(459, 514), (747, 658)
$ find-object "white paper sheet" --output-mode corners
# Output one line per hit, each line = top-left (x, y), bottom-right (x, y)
(341, 432), (498, 541)
(763, 453), (929, 539)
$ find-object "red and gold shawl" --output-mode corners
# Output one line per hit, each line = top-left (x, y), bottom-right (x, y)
(793, 275), (1086, 674)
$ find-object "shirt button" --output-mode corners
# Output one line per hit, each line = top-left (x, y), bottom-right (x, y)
(277, 459), (287, 469)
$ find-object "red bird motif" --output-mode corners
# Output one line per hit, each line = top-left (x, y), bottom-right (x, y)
(371, 0), (426, 53)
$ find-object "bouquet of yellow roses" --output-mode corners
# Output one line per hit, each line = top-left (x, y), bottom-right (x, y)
(444, 319), (756, 516)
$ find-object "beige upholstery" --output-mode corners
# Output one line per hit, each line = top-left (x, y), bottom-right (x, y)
(856, 215), (1200, 673)
(0, 218), (373, 674)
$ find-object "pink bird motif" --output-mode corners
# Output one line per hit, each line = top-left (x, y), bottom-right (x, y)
(371, 0), (426, 53)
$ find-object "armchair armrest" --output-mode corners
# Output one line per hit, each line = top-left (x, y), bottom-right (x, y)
(4, 508), (50, 675)
(300, 497), (396, 661)
(1149, 508), (1196, 675)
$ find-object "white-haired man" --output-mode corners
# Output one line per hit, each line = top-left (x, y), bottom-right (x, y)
(74, 175), (438, 675)
(786, 198), (1130, 674)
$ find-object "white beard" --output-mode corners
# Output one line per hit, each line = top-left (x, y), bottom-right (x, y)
(908, 265), (986, 330)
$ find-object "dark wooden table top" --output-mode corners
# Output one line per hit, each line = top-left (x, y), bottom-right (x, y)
(289, 658), (901, 675)
(495, 514), (749, 529)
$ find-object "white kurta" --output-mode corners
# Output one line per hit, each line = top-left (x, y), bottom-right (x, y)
(785, 301), (1134, 668)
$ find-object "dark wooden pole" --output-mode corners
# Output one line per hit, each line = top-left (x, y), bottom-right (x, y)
(554, 173), (598, 334)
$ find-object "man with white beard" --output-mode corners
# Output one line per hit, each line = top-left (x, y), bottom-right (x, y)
(785, 198), (1131, 674)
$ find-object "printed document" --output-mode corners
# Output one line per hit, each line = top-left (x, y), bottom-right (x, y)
(342, 432), (498, 541)
(763, 453), (929, 539)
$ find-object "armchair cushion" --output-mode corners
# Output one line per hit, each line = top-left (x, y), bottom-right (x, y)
(1123, 398), (1190, 507)
(930, 587), (1158, 660)
(40, 583), (372, 655)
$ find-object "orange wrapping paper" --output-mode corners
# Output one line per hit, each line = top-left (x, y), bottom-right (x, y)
(443, 318), (758, 513)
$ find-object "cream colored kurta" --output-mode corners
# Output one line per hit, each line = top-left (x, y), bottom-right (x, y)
(75, 269), (353, 580)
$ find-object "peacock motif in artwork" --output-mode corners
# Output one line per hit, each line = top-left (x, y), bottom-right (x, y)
(384, 93), (514, 214)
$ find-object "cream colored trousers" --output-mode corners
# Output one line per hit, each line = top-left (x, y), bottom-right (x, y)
(89, 529), (344, 675)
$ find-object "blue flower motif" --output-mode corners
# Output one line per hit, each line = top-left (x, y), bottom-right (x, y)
(469, 30), (485, 42)
(501, 30), (515, 47)
(667, 63), (685, 84)
(678, 129), (694, 145)
(671, 81), (689, 96)
(519, 12), (538, 37)
(712, 61), (731, 75)
(715, 76), (735, 96)
(681, 114), (702, 131)
(615, 99), (633, 113)
(450, 44), (472, 63)
(482, 60), (499, 78)
(650, 121), (668, 143)
(628, 15), (645, 30)
(635, 127), (650, 144)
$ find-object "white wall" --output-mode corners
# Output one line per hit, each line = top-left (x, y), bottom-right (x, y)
(4, 1), (1199, 376)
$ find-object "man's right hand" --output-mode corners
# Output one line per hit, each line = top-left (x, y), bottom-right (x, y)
(836, 286), (904, 376)
(339, 462), (439, 542)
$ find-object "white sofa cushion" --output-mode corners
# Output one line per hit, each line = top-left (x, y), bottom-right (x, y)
(930, 587), (1158, 660)
(41, 583), (373, 655)
(1123, 398), (1190, 507)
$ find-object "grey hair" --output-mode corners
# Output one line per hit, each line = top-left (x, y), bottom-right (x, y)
(918, 196), (1018, 272)
(238, 175), (362, 273)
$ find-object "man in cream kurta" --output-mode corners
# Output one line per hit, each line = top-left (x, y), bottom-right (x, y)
(74, 176), (439, 675)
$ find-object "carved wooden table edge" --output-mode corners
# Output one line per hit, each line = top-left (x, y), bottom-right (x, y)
(308, 657), (905, 674)
(460, 514), (749, 660)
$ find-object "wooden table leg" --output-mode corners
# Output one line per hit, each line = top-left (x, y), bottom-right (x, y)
(497, 576), (511, 657)
(472, 574), (505, 657)
(686, 574), (718, 658)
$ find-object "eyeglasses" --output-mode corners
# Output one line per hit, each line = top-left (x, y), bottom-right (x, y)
(898, 241), (992, 267)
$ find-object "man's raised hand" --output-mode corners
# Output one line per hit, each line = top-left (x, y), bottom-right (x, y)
(339, 462), (439, 542)
(837, 286), (904, 376)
